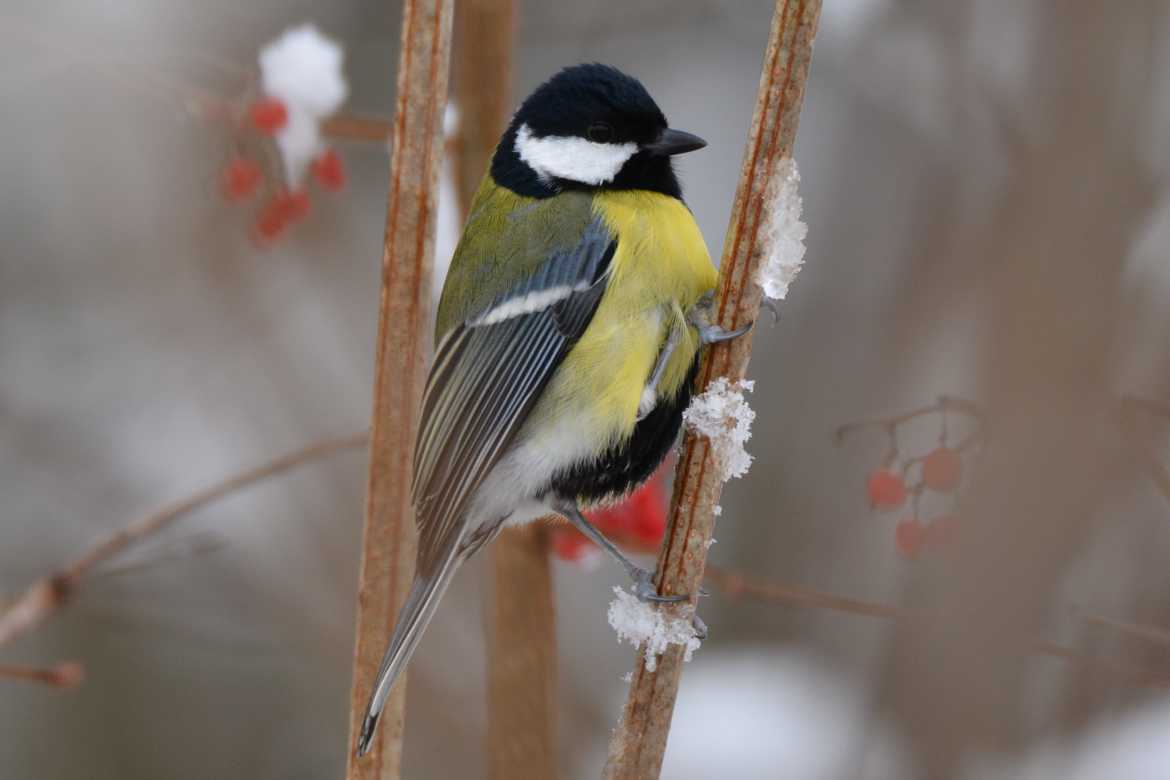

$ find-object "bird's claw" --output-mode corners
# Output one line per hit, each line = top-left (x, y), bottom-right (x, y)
(628, 569), (708, 638)
(631, 567), (689, 603)
(698, 321), (753, 345)
(760, 298), (780, 324)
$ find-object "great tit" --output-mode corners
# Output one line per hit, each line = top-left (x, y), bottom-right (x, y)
(357, 63), (745, 756)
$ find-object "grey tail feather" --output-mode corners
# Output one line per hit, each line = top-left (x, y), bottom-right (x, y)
(354, 549), (461, 758)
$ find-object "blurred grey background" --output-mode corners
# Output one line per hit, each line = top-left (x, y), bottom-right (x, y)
(4, 1), (1170, 778)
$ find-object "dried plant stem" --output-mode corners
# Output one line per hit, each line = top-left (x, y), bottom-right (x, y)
(603, 2), (822, 777)
(344, 1), (453, 778)
(485, 527), (557, 778)
(0, 434), (365, 649)
(452, 0), (516, 216)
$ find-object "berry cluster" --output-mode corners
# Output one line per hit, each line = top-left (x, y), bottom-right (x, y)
(219, 96), (347, 245)
(551, 466), (670, 564)
(841, 397), (981, 559)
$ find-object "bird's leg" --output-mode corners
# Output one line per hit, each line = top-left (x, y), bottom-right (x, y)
(637, 327), (681, 420)
(553, 498), (688, 603)
(686, 293), (753, 345)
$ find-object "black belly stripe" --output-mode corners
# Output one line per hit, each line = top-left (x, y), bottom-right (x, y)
(549, 356), (700, 505)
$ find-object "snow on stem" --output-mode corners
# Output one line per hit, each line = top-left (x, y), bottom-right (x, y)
(757, 158), (808, 300)
(683, 377), (757, 481)
(608, 588), (702, 672)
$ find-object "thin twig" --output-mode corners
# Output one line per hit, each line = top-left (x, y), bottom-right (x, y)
(603, 3), (823, 777)
(0, 434), (366, 648)
(704, 564), (910, 620)
(344, 1), (454, 777)
(1080, 612), (1170, 649)
(834, 395), (984, 445)
(91, 533), (229, 581)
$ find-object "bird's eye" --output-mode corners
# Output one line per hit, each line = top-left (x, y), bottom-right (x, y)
(587, 122), (614, 143)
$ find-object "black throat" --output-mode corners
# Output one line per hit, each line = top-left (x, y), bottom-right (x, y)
(490, 124), (684, 200)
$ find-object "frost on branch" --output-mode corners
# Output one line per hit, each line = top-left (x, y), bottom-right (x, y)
(607, 587), (702, 672)
(757, 158), (808, 300)
(258, 24), (348, 184)
(683, 377), (756, 481)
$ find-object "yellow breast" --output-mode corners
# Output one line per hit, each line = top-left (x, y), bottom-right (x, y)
(525, 190), (718, 455)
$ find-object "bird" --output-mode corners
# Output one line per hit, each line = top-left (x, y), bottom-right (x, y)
(356, 62), (746, 757)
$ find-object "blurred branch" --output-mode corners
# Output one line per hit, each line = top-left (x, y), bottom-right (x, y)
(4, 420), (1168, 707)
(1119, 396), (1170, 509)
(0, 662), (84, 689)
(0, 434), (365, 649)
(704, 565), (1170, 689)
(705, 563), (908, 620)
(604, 2), (822, 777)
(1079, 612), (1170, 650)
(321, 115), (395, 143)
(3, 17), (391, 146)
(344, 0), (454, 777)
(1121, 396), (1170, 420)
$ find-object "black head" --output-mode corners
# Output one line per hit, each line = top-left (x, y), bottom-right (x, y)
(491, 64), (705, 200)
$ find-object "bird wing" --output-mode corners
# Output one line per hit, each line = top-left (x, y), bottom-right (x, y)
(411, 216), (616, 575)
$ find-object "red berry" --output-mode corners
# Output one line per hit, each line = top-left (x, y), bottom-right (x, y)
(269, 189), (311, 224)
(630, 485), (667, 543)
(922, 447), (962, 492)
(585, 505), (626, 536)
(867, 469), (907, 510)
(311, 148), (347, 192)
(252, 199), (288, 244)
(221, 158), (263, 202)
(51, 662), (85, 689)
(895, 518), (923, 559)
(282, 190), (311, 222)
(250, 97), (288, 134)
(551, 528), (593, 561)
(924, 513), (959, 549)
(632, 500), (666, 542)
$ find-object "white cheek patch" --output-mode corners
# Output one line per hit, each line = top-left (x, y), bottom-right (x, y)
(515, 123), (638, 185)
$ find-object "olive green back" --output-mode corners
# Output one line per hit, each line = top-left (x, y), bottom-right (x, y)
(435, 176), (597, 339)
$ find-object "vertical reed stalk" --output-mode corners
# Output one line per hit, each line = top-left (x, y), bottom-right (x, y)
(602, 2), (822, 777)
(345, 1), (454, 777)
